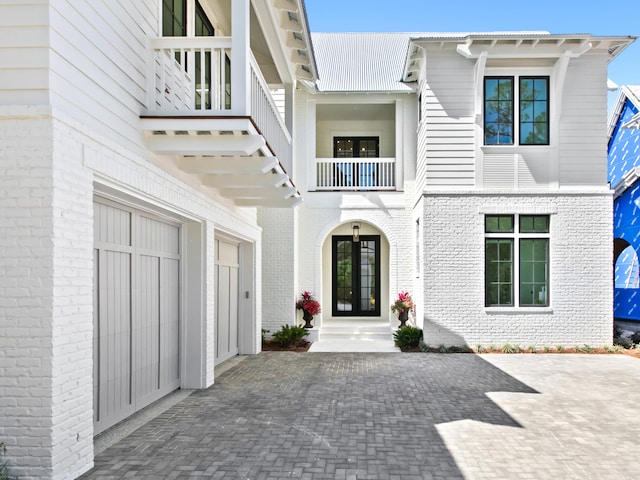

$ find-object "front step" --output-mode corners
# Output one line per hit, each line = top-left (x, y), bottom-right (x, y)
(308, 319), (400, 353)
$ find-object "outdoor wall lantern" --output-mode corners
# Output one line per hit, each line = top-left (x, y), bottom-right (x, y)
(352, 223), (360, 243)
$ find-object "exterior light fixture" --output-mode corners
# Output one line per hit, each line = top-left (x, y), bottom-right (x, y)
(352, 223), (360, 242)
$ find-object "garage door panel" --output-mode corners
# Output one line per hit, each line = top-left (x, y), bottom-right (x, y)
(135, 255), (160, 403)
(94, 199), (181, 435)
(95, 248), (134, 429)
(215, 239), (240, 365)
(160, 258), (180, 388)
(139, 215), (180, 254)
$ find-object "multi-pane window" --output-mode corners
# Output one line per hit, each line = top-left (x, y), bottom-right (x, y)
(163, 0), (186, 36)
(485, 215), (549, 307)
(484, 76), (549, 145)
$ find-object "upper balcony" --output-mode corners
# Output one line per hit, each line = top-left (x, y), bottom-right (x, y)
(140, 0), (316, 208)
(310, 102), (403, 192)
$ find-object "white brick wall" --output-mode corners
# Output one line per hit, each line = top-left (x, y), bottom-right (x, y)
(419, 193), (613, 348)
(257, 208), (298, 335)
(0, 105), (265, 479)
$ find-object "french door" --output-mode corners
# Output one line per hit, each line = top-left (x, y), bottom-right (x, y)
(332, 236), (381, 316)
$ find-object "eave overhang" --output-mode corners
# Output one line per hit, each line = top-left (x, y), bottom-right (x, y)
(403, 33), (636, 82)
(140, 116), (302, 208)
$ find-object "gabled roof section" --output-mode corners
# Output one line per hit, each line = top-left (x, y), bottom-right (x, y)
(608, 86), (640, 139)
(608, 86), (640, 190)
(312, 33), (417, 93)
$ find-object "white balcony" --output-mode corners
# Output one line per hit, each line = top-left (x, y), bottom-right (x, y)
(314, 158), (396, 191)
(140, 36), (299, 207)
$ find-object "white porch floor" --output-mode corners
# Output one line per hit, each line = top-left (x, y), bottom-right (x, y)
(308, 318), (400, 352)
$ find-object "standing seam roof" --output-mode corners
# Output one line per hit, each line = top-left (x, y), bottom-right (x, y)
(312, 33), (416, 93)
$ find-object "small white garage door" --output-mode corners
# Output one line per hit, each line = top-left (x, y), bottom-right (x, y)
(93, 199), (181, 434)
(215, 238), (240, 365)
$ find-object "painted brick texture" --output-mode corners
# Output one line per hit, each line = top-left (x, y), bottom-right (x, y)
(419, 193), (613, 348)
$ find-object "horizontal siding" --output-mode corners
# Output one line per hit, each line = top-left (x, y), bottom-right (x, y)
(559, 55), (609, 185)
(0, 3), (50, 105)
(418, 50), (476, 190)
(48, 0), (157, 154)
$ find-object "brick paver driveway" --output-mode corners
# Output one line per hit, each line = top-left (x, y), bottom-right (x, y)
(81, 353), (640, 479)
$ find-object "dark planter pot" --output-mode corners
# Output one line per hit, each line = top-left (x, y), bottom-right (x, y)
(398, 310), (409, 328)
(302, 311), (314, 329)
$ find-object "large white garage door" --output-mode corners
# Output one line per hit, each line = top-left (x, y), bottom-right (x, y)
(215, 238), (240, 365)
(93, 199), (181, 434)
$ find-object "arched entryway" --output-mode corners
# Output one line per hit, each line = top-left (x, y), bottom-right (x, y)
(321, 222), (390, 322)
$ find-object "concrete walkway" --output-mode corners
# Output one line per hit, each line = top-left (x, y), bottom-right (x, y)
(81, 353), (640, 479)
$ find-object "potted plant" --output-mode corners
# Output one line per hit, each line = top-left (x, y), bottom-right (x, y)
(391, 291), (414, 327)
(296, 291), (321, 328)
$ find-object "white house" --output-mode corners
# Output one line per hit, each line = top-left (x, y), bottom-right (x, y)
(266, 31), (634, 348)
(0, 0), (635, 478)
(0, 0), (315, 478)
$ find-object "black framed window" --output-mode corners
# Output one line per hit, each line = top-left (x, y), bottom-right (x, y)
(194, 1), (215, 109)
(519, 77), (549, 145)
(484, 77), (514, 145)
(162, 0), (186, 36)
(484, 76), (550, 146)
(334, 137), (379, 158)
(332, 236), (380, 316)
(485, 215), (549, 307)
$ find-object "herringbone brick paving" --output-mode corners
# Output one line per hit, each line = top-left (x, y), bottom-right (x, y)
(81, 353), (640, 479)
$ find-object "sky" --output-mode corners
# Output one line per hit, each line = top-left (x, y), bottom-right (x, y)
(305, 0), (640, 114)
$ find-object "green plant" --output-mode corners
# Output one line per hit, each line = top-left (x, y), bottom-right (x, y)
(543, 346), (551, 353)
(271, 324), (309, 348)
(261, 329), (270, 343)
(528, 345), (537, 353)
(614, 336), (632, 349)
(556, 345), (565, 352)
(488, 344), (496, 352)
(612, 344), (624, 352)
(448, 345), (472, 353)
(0, 442), (10, 480)
(438, 343), (447, 353)
(393, 326), (423, 349)
(603, 344), (613, 352)
(419, 340), (430, 352)
(475, 344), (484, 353)
(578, 344), (594, 353)
(502, 343), (521, 354)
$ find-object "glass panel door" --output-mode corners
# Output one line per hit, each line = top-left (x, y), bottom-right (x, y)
(332, 236), (380, 316)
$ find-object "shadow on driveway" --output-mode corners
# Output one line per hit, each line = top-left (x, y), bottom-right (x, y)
(81, 353), (540, 479)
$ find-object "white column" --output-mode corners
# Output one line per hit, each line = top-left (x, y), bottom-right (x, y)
(231, 0), (251, 116)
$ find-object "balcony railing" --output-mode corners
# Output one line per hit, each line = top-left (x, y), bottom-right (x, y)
(315, 158), (396, 191)
(146, 37), (292, 172)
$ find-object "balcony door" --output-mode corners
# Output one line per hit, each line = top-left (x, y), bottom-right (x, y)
(332, 137), (380, 188)
(162, 0), (215, 109)
(332, 236), (381, 317)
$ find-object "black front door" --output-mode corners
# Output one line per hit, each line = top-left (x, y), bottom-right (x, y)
(332, 236), (380, 316)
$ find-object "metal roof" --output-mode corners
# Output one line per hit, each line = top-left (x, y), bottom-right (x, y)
(312, 33), (417, 93)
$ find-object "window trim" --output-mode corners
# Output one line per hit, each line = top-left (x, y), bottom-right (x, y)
(483, 75), (550, 146)
(485, 214), (550, 308)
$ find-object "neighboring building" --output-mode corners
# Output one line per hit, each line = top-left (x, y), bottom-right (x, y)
(609, 86), (640, 326)
(0, 1), (635, 478)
